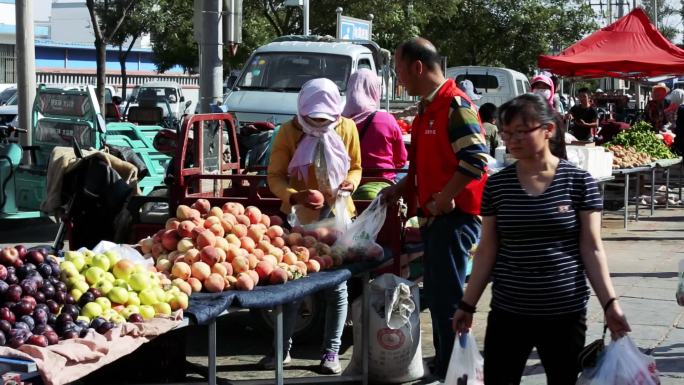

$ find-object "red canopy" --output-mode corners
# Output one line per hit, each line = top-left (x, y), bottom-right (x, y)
(538, 8), (684, 79)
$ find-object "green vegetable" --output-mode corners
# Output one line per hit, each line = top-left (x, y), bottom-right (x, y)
(605, 121), (675, 160)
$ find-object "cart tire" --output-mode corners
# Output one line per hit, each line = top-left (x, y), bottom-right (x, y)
(249, 293), (325, 343)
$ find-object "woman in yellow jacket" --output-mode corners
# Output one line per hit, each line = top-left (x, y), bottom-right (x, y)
(265, 78), (362, 374)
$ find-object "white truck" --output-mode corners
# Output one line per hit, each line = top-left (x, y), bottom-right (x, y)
(446, 66), (531, 107)
(223, 35), (395, 127)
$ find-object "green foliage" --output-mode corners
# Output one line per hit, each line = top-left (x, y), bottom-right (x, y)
(608, 121), (675, 160)
(148, 0), (198, 73)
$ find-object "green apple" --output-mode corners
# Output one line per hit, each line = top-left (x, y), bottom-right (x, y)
(139, 305), (155, 320)
(77, 315), (91, 324)
(83, 249), (96, 258)
(104, 272), (115, 283)
(139, 288), (158, 306)
(113, 260), (135, 280)
(104, 250), (120, 267)
(125, 304), (140, 314)
(64, 250), (84, 261)
(84, 266), (106, 285)
(119, 307), (135, 319)
(163, 291), (175, 303)
(84, 254), (93, 268)
(128, 272), (151, 291)
(102, 309), (118, 321)
(81, 302), (104, 319)
(153, 287), (166, 302)
(110, 314), (126, 324)
(126, 292), (141, 307)
(66, 276), (85, 289)
(112, 279), (130, 290)
(60, 261), (80, 279)
(91, 254), (111, 272)
(71, 255), (87, 272)
(134, 264), (148, 274)
(95, 297), (112, 310)
(153, 302), (172, 316)
(73, 280), (90, 294)
(108, 287), (129, 305)
(70, 288), (84, 302)
(95, 280), (114, 295)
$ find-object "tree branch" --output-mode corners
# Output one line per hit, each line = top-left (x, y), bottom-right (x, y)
(86, 0), (104, 42)
(267, 0), (285, 33)
(262, 0), (283, 35)
(105, 0), (137, 42)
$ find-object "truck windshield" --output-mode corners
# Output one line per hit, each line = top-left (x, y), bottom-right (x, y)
(133, 87), (179, 104)
(237, 53), (352, 92)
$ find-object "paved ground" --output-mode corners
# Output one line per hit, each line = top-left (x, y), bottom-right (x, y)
(1, 203), (683, 385)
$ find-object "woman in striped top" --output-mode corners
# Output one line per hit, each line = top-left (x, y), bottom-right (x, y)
(452, 94), (631, 385)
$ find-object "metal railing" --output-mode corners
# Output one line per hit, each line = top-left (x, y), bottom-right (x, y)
(35, 71), (199, 89)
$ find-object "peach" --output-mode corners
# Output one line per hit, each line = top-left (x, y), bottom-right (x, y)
(191, 199), (211, 215)
(321, 232), (338, 246)
(220, 262), (233, 276)
(176, 205), (194, 220)
(232, 224), (248, 238)
(191, 261), (212, 281)
(152, 229), (165, 243)
(226, 247), (242, 263)
(269, 215), (284, 226)
(238, 236), (255, 252)
(214, 237), (229, 251)
(320, 255), (333, 270)
(187, 277), (203, 292)
(191, 225), (206, 240)
(156, 258), (172, 273)
(260, 214), (271, 227)
(294, 261), (308, 276)
(271, 236), (285, 249)
(207, 222), (225, 238)
(269, 268), (288, 285)
(247, 226), (266, 243)
(252, 248), (265, 259)
(200, 246), (221, 266)
(222, 202), (245, 216)
(266, 225), (284, 239)
(305, 259), (321, 273)
(192, 216), (205, 227)
(167, 251), (182, 263)
(220, 218), (233, 233)
(235, 273), (255, 291)
(222, 213), (237, 225)
(283, 251), (298, 265)
(244, 206), (262, 225)
(232, 256), (250, 274)
(212, 262), (228, 277)
(262, 254), (278, 267)
(204, 273), (225, 292)
(171, 261), (192, 280)
(292, 246), (310, 262)
(247, 254), (259, 269)
(173, 280), (192, 296)
(151, 242), (165, 258)
(196, 230), (217, 249)
(140, 237), (154, 254)
(302, 236), (317, 248)
(165, 218), (181, 231)
(204, 216), (221, 228)
(270, 248), (284, 263)
(161, 229), (181, 252)
(177, 237), (195, 253)
(285, 232), (302, 247)
(226, 275), (238, 286)
(307, 190), (325, 206)
(225, 233), (241, 247)
(184, 248), (201, 264)
(206, 206), (221, 218)
(255, 261), (274, 282)
(308, 247), (318, 258)
(314, 227), (329, 241)
(236, 214), (251, 226)
(246, 270), (260, 286)
(255, 240), (270, 253)
(304, 230), (319, 240)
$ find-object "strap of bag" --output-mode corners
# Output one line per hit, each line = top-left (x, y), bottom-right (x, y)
(359, 111), (378, 141)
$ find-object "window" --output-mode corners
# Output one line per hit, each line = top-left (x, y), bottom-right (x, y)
(358, 59), (372, 71)
(236, 53), (352, 92)
(455, 74), (499, 90)
(516, 80), (524, 95)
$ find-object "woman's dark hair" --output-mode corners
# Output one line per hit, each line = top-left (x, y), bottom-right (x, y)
(479, 103), (497, 123)
(498, 93), (567, 159)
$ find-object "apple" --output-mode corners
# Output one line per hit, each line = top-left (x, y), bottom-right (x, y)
(153, 302), (172, 316)
(103, 250), (120, 267)
(71, 255), (87, 272)
(84, 266), (106, 285)
(70, 288), (84, 302)
(128, 272), (152, 292)
(95, 297), (112, 310)
(81, 302), (104, 319)
(126, 292), (141, 307)
(104, 272), (115, 283)
(113, 279), (129, 289)
(169, 292), (189, 311)
(112, 260), (135, 280)
(108, 287), (129, 305)
(139, 289), (158, 306)
(94, 280), (114, 295)
(110, 314), (126, 324)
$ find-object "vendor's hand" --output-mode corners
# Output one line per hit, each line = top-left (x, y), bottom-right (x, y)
(338, 180), (354, 193)
(605, 301), (631, 340)
(432, 192), (455, 215)
(452, 309), (473, 334)
(290, 190), (325, 210)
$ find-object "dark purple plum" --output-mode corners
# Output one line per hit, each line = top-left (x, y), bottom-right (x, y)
(5, 284), (22, 302)
(34, 303), (49, 314)
(49, 262), (60, 278)
(54, 281), (66, 293)
(0, 330), (6, 346)
(64, 294), (75, 305)
(56, 313), (73, 327)
(19, 316), (34, 331)
(27, 334), (47, 347)
(96, 321), (114, 335)
(90, 317), (107, 330)
(5, 273), (18, 285)
(45, 300), (59, 315)
(26, 251), (44, 266)
(87, 288), (102, 298)
(54, 291), (66, 305)
(37, 263), (52, 279)
(0, 281), (9, 296)
(128, 313), (144, 323)
(75, 319), (89, 330)
(0, 307), (15, 324)
(13, 322), (30, 331)
(47, 313), (57, 325)
(34, 292), (46, 304)
(19, 280), (37, 296)
(78, 292), (96, 307)
(43, 330), (58, 345)
(9, 335), (26, 348)
(0, 265), (7, 281)
(0, 320), (11, 335)
(12, 301), (33, 317)
(32, 309), (48, 325)
(61, 304), (80, 319)
(62, 329), (79, 340)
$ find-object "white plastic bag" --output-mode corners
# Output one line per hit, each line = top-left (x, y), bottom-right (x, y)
(344, 274), (425, 383)
(577, 335), (660, 385)
(333, 194), (387, 261)
(79, 240), (149, 265)
(444, 332), (485, 385)
(677, 259), (684, 306)
(288, 194), (351, 232)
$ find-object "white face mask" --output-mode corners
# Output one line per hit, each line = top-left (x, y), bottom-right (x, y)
(533, 89), (552, 100)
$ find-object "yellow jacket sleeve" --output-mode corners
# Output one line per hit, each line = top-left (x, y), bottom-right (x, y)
(340, 118), (362, 190)
(267, 125), (298, 205)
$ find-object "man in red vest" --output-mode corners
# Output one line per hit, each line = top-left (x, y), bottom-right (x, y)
(384, 37), (489, 380)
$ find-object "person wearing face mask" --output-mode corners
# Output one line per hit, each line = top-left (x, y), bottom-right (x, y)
(530, 74), (568, 157)
(265, 78), (362, 374)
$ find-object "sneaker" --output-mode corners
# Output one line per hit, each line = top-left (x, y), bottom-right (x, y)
(319, 352), (341, 374)
(258, 352), (291, 370)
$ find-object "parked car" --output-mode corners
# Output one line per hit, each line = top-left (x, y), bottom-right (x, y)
(124, 81), (189, 123)
(0, 87), (17, 106)
(445, 66), (530, 106)
(0, 93), (18, 125)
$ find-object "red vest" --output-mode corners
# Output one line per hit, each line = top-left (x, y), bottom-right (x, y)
(407, 79), (487, 216)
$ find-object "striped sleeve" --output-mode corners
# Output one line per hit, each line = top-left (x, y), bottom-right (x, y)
(480, 179), (496, 216)
(578, 171), (603, 210)
(448, 96), (489, 179)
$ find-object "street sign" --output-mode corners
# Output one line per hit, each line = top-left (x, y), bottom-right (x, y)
(336, 15), (372, 41)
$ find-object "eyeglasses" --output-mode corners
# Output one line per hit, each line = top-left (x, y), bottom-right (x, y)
(501, 123), (547, 141)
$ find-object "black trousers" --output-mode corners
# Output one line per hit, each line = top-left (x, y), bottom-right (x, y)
(483, 308), (587, 385)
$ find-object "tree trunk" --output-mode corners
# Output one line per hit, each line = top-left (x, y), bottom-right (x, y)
(119, 48), (127, 101)
(95, 37), (107, 114)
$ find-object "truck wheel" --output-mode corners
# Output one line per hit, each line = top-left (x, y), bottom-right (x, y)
(249, 293), (325, 343)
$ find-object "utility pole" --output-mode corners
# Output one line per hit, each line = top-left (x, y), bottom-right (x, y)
(303, 0), (309, 36)
(15, 0), (36, 161)
(199, 0), (223, 113)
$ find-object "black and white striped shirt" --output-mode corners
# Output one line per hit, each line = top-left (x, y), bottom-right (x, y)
(481, 160), (603, 316)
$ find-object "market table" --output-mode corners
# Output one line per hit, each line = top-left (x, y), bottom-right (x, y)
(183, 257), (390, 385)
(648, 157), (683, 214)
(610, 165), (654, 228)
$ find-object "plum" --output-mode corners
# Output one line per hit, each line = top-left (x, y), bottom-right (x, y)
(61, 304), (80, 319)
(19, 316), (34, 331)
(43, 330), (58, 345)
(0, 281), (9, 296)
(90, 317), (107, 330)
(0, 320), (11, 335)
(0, 307), (15, 324)
(37, 263), (52, 279)
(27, 334), (48, 347)
(5, 284), (22, 302)
(33, 309), (48, 325)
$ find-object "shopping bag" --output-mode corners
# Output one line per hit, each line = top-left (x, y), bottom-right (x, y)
(333, 194), (388, 261)
(444, 332), (484, 385)
(577, 335), (660, 385)
(677, 259), (684, 306)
